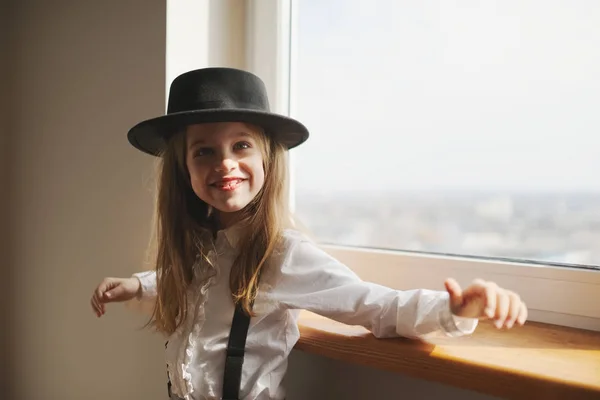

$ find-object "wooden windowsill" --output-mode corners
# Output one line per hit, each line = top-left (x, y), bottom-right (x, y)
(295, 311), (600, 400)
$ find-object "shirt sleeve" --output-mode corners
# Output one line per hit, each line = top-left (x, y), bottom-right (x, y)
(132, 270), (157, 299)
(269, 237), (478, 339)
(124, 270), (157, 315)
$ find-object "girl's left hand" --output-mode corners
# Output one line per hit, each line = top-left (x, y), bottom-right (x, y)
(444, 278), (528, 329)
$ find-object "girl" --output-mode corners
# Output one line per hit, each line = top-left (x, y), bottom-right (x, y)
(90, 68), (527, 400)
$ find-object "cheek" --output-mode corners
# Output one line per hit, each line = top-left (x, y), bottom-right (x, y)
(254, 166), (265, 190)
(250, 158), (266, 190)
(187, 162), (208, 192)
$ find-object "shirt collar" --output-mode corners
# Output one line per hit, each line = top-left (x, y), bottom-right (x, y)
(215, 223), (245, 249)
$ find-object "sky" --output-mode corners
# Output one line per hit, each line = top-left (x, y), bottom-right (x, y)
(291, 0), (600, 194)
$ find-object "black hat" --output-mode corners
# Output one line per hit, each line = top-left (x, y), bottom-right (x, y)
(127, 67), (309, 156)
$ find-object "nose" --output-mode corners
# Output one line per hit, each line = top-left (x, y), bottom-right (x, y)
(215, 154), (237, 173)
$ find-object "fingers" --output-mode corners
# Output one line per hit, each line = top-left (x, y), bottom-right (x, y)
(444, 278), (463, 309)
(91, 294), (104, 317)
(481, 281), (497, 319)
(505, 292), (521, 329)
(464, 279), (497, 318)
(493, 288), (526, 329)
(104, 285), (125, 303)
(461, 279), (527, 329)
(444, 278), (461, 296)
(91, 277), (117, 317)
(517, 302), (528, 326)
(495, 289), (510, 329)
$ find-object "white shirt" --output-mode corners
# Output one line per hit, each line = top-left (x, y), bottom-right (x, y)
(130, 228), (477, 400)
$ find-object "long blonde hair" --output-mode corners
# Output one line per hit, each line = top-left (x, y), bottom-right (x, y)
(147, 124), (290, 335)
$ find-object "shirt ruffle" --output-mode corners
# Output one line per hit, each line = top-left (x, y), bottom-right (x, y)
(170, 249), (220, 399)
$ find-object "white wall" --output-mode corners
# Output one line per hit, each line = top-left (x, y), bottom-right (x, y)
(208, 0), (247, 68)
(165, 0), (246, 90)
(3, 1), (502, 399)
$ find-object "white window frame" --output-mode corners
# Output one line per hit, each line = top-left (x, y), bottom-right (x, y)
(245, 0), (600, 331)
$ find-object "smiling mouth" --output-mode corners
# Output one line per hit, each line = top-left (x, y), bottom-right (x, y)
(211, 178), (246, 192)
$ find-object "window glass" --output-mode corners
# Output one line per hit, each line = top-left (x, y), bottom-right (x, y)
(292, 0), (600, 267)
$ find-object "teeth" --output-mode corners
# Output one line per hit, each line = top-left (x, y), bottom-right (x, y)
(215, 179), (241, 188)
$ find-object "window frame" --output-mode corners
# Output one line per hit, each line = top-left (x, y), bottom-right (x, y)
(245, 0), (600, 331)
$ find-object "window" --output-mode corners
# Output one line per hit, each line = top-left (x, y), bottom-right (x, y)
(290, 0), (600, 269)
(246, 0), (600, 330)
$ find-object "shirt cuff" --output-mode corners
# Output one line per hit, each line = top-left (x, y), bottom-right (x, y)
(132, 271), (157, 299)
(438, 295), (479, 337)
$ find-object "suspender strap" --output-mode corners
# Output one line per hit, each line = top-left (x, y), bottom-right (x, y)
(222, 304), (252, 400)
(165, 305), (252, 400)
(165, 341), (172, 398)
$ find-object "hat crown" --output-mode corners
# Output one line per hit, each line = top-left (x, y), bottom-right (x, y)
(167, 68), (271, 114)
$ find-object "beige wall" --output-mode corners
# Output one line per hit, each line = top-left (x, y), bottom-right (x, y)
(7, 0), (167, 398)
(3, 0), (496, 399)
(285, 351), (500, 400)
(1, 0), (14, 397)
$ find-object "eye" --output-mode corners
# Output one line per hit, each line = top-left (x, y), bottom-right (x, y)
(193, 147), (213, 158)
(233, 141), (251, 151)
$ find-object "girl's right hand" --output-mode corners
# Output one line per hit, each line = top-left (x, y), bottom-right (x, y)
(90, 277), (141, 317)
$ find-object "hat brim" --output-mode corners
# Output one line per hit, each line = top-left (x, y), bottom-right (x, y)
(127, 109), (309, 156)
